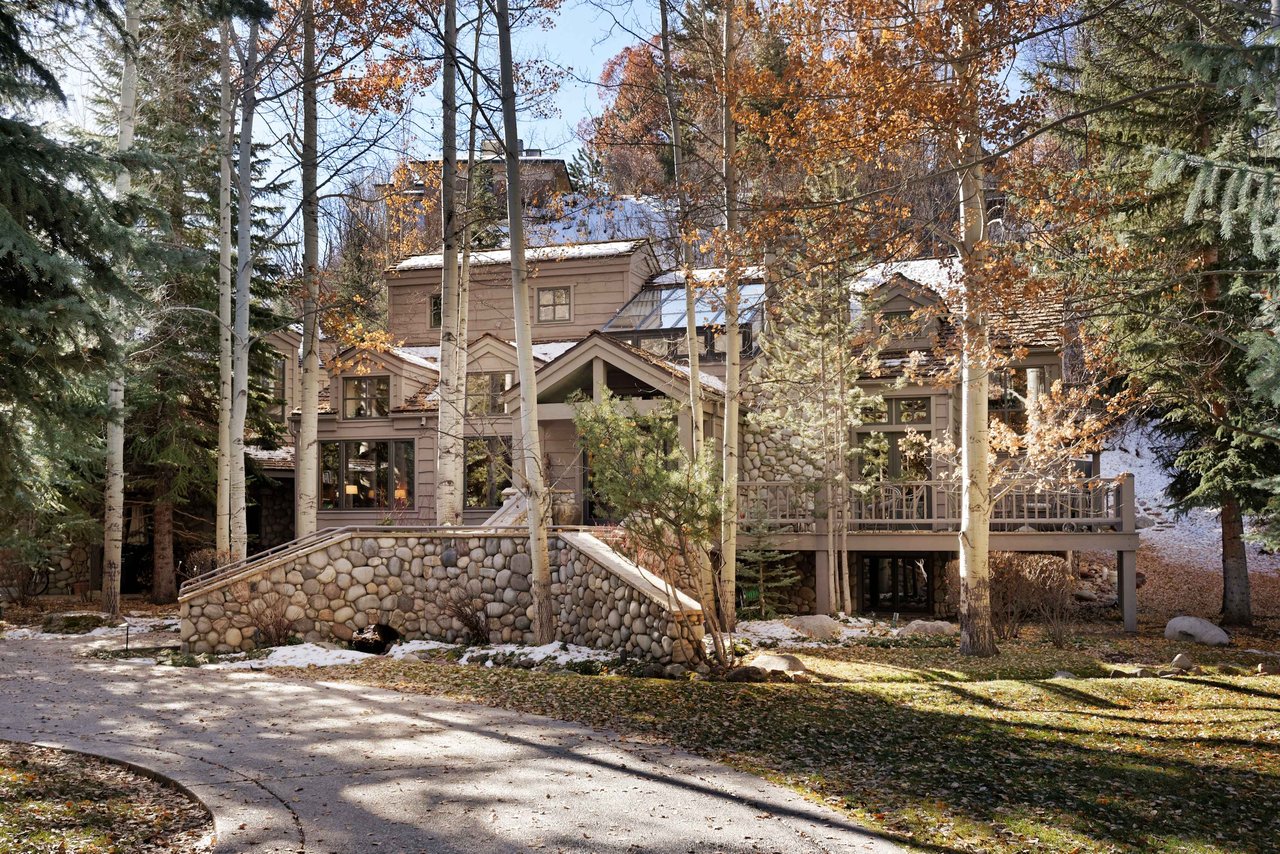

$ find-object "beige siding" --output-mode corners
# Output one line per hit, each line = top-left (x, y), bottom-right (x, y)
(387, 250), (652, 346)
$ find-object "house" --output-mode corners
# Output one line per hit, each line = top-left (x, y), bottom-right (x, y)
(254, 242), (1139, 628)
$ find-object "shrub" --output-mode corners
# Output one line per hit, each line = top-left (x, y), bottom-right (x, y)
(945, 552), (1076, 645)
(229, 581), (294, 648)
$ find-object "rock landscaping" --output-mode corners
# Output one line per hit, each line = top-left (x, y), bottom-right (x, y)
(180, 530), (703, 665)
(1164, 615), (1231, 646)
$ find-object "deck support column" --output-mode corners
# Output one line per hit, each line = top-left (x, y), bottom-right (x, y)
(1117, 550), (1137, 632)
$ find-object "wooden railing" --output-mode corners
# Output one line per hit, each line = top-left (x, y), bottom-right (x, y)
(737, 476), (1129, 535)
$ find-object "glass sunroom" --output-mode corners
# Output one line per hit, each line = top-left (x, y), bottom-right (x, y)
(602, 280), (767, 361)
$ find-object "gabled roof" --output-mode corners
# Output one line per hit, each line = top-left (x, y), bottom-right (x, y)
(395, 239), (648, 272)
(505, 330), (726, 405)
(855, 258), (1065, 350)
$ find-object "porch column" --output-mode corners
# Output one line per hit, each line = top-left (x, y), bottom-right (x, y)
(1116, 472), (1137, 632)
(1117, 550), (1137, 632)
(591, 357), (605, 403)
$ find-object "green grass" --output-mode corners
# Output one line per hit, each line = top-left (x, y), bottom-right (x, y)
(0, 741), (211, 853)
(303, 638), (1280, 853)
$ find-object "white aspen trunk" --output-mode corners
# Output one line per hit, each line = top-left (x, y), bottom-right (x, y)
(296, 0), (320, 539)
(956, 121), (998, 657)
(216, 17), (234, 557)
(718, 2), (740, 629)
(495, 0), (554, 644)
(435, 0), (465, 526)
(229, 18), (260, 563)
(102, 0), (140, 620)
(658, 0), (702, 457)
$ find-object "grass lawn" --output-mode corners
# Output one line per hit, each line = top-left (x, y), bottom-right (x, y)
(0, 741), (211, 853)
(299, 626), (1280, 853)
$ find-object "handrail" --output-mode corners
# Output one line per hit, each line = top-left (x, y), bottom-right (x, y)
(178, 524), (534, 599)
(737, 476), (1130, 534)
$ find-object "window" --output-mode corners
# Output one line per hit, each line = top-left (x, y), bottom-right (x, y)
(429, 293), (443, 329)
(856, 398), (933, 482)
(536, 286), (570, 322)
(260, 356), (287, 421)
(343, 376), (390, 418)
(990, 368), (1028, 432)
(320, 440), (414, 510)
(465, 437), (511, 508)
(466, 371), (513, 415)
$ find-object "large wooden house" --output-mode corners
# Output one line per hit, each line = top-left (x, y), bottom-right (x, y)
(254, 240), (1139, 627)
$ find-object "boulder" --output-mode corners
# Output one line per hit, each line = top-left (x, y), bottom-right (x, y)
(663, 663), (688, 679)
(1073, 589), (1098, 603)
(724, 665), (769, 683)
(1171, 653), (1195, 670)
(899, 619), (959, 637)
(784, 615), (844, 641)
(750, 652), (808, 673)
(1051, 670), (1077, 679)
(1164, 616), (1230, 646)
(1258, 661), (1280, 676)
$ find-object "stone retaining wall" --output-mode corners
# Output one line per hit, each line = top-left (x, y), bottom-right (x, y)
(181, 530), (703, 665)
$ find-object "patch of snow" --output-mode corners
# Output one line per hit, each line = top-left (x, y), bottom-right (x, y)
(734, 616), (887, 646)
(649, 266), (766, 286)
(209, 643), (376, 670)
(526, 195), (675, 248)
(856, 258), (962, 295)
(398, 239), (646, 271)
(527, 341), (579, 363)
(1, 616), (179, 641)
(387, 639), (456, 659)
(1, 627), (42, 639)
(1100, 427), (1280, 575)
(390, 346), (441, 371)
(457, 642), (616, 666)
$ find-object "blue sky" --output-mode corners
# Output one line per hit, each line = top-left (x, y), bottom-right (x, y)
(513, 0), (647, 157)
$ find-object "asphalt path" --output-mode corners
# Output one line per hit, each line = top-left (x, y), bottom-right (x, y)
(0, 631), (901, 854)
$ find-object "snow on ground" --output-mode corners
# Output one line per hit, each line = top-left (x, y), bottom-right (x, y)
(1, 616), (180, 640)
(209, 643), (375, 670)
(1100, 427), (1280, 575)
(208, 639), (619, 670)
(734, 615), (892, 646)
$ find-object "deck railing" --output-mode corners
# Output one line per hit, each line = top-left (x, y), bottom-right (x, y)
(737, 476), (1128, 535)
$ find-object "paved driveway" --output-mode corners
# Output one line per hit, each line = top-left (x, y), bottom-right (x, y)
(0, 633), (899, 854)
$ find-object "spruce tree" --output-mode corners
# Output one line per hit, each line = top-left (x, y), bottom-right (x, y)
(0, 2), (133, 567)
(1049, 0), (1280, 624)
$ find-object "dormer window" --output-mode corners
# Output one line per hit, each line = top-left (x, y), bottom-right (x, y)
(343, 376), (390, 418)
(429, 293), (443, 328)
(537, 286), (571, 323)
(466, 371), (513, 415)
(880, 310), (921, 336)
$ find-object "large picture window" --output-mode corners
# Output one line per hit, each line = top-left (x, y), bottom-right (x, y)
(261, 356), (287, 421)
(536, 286), (570, 323)
(465, 437), (511, 509)
(320, 440), (414, 510)
(343, 376), (390, 418)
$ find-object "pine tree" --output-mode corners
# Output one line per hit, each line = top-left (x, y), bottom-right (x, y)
(0, 1), (133, 568)
(1049, 0), (1280, 625)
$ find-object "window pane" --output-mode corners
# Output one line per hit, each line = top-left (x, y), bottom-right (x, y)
(343, 378), (363, 418)
(393, 441), (414, 507)
(372, 377), (390, 416)
(430, 293), (443, 328)
(896, 398), (929, 424)
(347, 441), (388, 507)
(321, 443), (341, 509)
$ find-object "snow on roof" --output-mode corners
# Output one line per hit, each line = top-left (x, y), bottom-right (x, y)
(396, 239), (647, 271)
(392, 346), (441, 371)
(526, 194), (675, 247)
(648, 266), (766, 286)
(856, 258), (963, 294)
(246, 445), (295, 470)
(528, 341), (578, 362)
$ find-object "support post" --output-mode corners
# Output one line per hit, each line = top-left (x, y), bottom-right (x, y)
(1118, 549), (1137, 633)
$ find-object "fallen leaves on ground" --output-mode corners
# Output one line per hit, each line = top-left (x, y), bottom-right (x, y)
(290, 634), (1280, 854)
(0, 741), (211, 854)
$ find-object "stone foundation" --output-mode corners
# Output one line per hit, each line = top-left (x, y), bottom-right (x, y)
(180, 529), (703, 665)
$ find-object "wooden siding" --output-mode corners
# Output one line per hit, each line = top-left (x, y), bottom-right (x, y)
(387, 249), (657, 345)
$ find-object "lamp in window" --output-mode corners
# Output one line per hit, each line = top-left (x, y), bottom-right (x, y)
(394, 485), (409, 501)
(344, 484), (359, 496)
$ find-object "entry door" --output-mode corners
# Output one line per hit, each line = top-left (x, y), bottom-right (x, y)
(860, 554), (932, 613)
